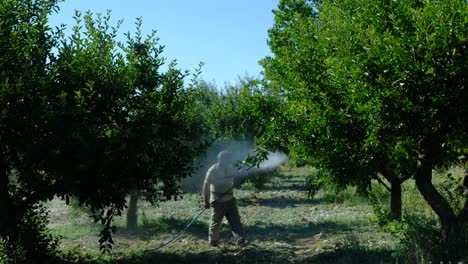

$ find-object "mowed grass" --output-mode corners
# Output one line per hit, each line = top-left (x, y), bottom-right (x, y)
(46, 165), (458, 264)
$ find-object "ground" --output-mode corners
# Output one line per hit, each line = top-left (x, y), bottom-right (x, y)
(48, 166), (401, 263)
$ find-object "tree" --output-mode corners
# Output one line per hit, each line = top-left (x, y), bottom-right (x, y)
(320, 0), (468, 256)
(259, 0), (413, 220)
(261, 0), (468, 259)
(0, 1), (209, 258)
(0, 0), (62, 259)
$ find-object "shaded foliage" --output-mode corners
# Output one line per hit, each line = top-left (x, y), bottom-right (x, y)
(0, 0), (209, 258)
(260, 0), (468, 261)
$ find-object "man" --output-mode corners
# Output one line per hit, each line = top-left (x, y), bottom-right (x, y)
(203, 150), (245, 246)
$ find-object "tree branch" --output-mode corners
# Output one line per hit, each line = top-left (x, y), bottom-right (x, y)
(374, 174), (391, 192)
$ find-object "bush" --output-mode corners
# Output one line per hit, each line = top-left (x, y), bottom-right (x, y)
(1, 204), (59, 264)
(304, 170), (327, 199)
(242, 171), (273, 190)
(377, 212), (468, 264)
(393, 216), (441, 263)
(0, 237), (27, 264)
(67, 196), (94, 219)
(368, 186), (393, 226)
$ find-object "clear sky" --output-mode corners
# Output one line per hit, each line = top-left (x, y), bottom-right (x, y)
(48, 1), (279, 87)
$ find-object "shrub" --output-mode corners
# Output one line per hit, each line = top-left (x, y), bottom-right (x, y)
(368, 186), (393, 226)
(243, 171), (273, 190)
(304, 170), (327, 199)
(2, 204), (59, 264)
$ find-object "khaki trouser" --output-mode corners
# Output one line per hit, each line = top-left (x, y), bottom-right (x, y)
(208, 198), (244, 244)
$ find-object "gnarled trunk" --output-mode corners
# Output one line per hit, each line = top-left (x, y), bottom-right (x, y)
(414, 137), (459, 248)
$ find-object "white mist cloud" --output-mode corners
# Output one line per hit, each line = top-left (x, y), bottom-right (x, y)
(238, 151), (289, 177)
(181, 139), (289, 192)
(258, 151), (289, 171)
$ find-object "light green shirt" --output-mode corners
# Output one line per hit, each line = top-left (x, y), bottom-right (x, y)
(204, 163), (237, 203)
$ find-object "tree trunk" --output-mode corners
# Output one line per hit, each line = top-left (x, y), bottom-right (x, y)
(380, 162), (402, 220)
(126, 192), (140, 230)
(414, 137), (459, 246)
(389, 180), (402, 220)
(356, 178), (371, 197)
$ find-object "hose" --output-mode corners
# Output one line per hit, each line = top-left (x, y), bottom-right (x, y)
(154, 206), (208, 251)
(154, 195), (224, 250)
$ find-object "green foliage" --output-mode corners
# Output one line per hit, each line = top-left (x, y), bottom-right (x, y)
(67, 196), (93, 219)
(0, 0), (210, 256)
(438, 171), (466, 215)
(387, 215), (440, 263)
(261, 0), (404, 194)
(1, 204), (59, 264)
(368, 169), (468, 263)
(51, 10), (208, 251)
(260, 0), (468, 249)
(0, 237), (27, 264)
(50, 11), (210, 250)
(317, 0), (468, 163)
(205, 76), (283, 142)
(182, 77), (284, 194)
(262, 0), (468, 176)
(17, 204), (59, 263)
(394, 215), (468, 264)
(368, 187), (393, 226)
(0, 239), (7, 263)
(304, 169), (327, 199)
(0, 241), (8, 263)
(241, 170), (278, 191)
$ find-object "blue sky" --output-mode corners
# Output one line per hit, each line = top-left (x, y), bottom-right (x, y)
(48, 1), (279, 87)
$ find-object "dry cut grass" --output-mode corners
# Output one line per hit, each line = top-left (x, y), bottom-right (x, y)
(48, 166), (405, 264)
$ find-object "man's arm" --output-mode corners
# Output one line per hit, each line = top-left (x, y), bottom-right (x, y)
(202, 175), (211, 208)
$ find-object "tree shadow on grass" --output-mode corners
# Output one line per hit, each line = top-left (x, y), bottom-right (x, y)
(245, 220), (352, 243)
(63, 240), (396, 264)
(240, 180), (307, 193)
(59, 217), (397, 264)
(300, 246), (396, 264)
(66, 246), (293, 264)
(238, 195), (334, 208)
(115, 213), (353, 243)
(263, 183), (307, 192)
(116, 215), (209, 241)
(116, 218), (356, 254)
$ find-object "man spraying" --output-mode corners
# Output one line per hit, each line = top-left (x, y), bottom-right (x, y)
(202, 150), (245, 246)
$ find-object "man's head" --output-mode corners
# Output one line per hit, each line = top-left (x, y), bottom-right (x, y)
(217, 150), (233, 167)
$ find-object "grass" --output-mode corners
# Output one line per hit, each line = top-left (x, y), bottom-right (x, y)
(45, 165), (465, 264)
